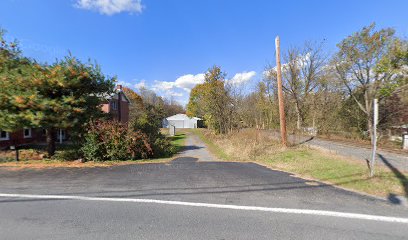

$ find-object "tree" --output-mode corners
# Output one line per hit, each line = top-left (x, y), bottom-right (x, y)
(0, 31), (114, 156)
(162, 97), (184, 117)
(123, 86), (144, 120)
(333, 23), (399, 141)
(280, 42), (327, 130)
(186, 83), (207, 118)
(186, 65), (235, 134)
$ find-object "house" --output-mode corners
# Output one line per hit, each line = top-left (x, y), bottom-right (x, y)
(101, 85), (131, 124)
(162, 114), (203, 129)
(0, 85), (130, 149)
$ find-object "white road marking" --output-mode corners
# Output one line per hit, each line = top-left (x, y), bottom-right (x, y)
(0, 193), (407, 224)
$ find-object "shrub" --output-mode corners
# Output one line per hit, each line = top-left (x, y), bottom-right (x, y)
(52, 149), (82, 161)
(81, 132), (104, 161)
(131, 111), (175, 158)
(152, 136), (176, 158)
(81, 121), (152, 161)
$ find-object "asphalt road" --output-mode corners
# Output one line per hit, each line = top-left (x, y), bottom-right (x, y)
(0, 135), (407, 239)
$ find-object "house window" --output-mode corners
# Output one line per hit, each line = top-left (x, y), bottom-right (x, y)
(0, 130), (9, 141)
(24, 128), (32, 138)
(111, 101), (118, 110)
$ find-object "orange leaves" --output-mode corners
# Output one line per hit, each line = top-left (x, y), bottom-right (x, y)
(14, 96), (26, 105)
(73, 108), (84, 113)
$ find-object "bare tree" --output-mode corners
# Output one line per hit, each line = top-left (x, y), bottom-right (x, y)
(281, 41), (327, 130)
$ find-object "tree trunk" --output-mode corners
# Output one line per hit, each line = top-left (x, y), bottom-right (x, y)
(295, 102), (302, 130)
(46, 127), (56, 157)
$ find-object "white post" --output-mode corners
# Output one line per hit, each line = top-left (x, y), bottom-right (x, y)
(169, 126), (175, 137)
(403, 134), (408, 150)
(370, 99), (378, 177)
(59, 129), (63, 144)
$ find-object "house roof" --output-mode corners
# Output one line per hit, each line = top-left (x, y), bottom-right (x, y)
(109, 89), (131, 104)
(166, 114), (201, 121)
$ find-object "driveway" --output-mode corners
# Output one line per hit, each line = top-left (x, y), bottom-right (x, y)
(0, 134), (407, 239)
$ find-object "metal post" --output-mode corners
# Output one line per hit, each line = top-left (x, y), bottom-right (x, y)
(11, 146), (18, 162)
(370, 98), (378, 177)
(59, 129), (63, 144)
(275, 36), (288, 147)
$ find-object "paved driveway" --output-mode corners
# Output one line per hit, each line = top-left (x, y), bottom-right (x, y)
(0, 134), (407, 239)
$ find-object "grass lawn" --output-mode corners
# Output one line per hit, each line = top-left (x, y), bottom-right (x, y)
(193, 128), (408, 198)
(166, 130), (188, 153)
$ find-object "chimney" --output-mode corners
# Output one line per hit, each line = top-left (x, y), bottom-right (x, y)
(117, 85), (122, 122)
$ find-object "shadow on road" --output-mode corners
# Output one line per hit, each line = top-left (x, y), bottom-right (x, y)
(292, 136), (315, 147)
(378, 154), (408, 198)
(171, 157), (199, 163)
(180, 145), (204, 152)
(167, 134), (186, 142)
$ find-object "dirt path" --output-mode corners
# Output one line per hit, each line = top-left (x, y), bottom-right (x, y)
(176, 132), (218, 162)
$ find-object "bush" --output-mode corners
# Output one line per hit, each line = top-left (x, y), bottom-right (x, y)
(152, 136), (176, 158)
(81, 132), (104, 161)
(81, 121), (152, 161)
(52, 149), (82, 161)
(131, 111), (175, 158)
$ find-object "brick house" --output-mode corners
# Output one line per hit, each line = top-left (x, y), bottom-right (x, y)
(0, 85), (130, 149)
(101, 85), (130, 124)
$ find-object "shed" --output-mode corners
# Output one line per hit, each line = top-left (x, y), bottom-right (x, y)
(163, 114), (203, 129)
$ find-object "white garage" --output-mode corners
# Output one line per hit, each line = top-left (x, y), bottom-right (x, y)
(162, 114), (203, 129)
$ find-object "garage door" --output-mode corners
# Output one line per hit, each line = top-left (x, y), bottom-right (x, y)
(169, 120), (184, 128)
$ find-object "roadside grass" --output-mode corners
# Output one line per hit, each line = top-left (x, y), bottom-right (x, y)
(193, 128), (408, 198)
(0, 130), (188, 169)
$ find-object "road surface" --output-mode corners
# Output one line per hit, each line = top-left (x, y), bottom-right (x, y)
(0, 134), (407, 239)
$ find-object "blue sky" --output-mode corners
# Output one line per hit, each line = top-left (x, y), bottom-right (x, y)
(1, 0), (407, 105)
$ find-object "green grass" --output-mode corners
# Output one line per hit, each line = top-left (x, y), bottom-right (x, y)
(194, 129), (408, 198)
(168, 132), (187, 153)
(263, 149), (408, 197)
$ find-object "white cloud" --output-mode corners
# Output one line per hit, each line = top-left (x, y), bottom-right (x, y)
(134, 80), (146, 89)
(153, 73), (205, 93)
(167, 90), (183, 97)
(152, 80), (176, 92)
(75, 0), (143, 15)
(151, 73), (204, 106)
(148, 70), (256, 105)
(174, 73), (205, 92)
(229, 71), (256, 85)
(116, 80), (132, 87)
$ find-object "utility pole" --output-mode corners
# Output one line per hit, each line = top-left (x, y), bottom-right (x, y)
(369, 98), (378, 177)
(275, 36), (288, 147)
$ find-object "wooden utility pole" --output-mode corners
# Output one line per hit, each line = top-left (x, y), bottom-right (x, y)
(275, 36), (288, 147)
